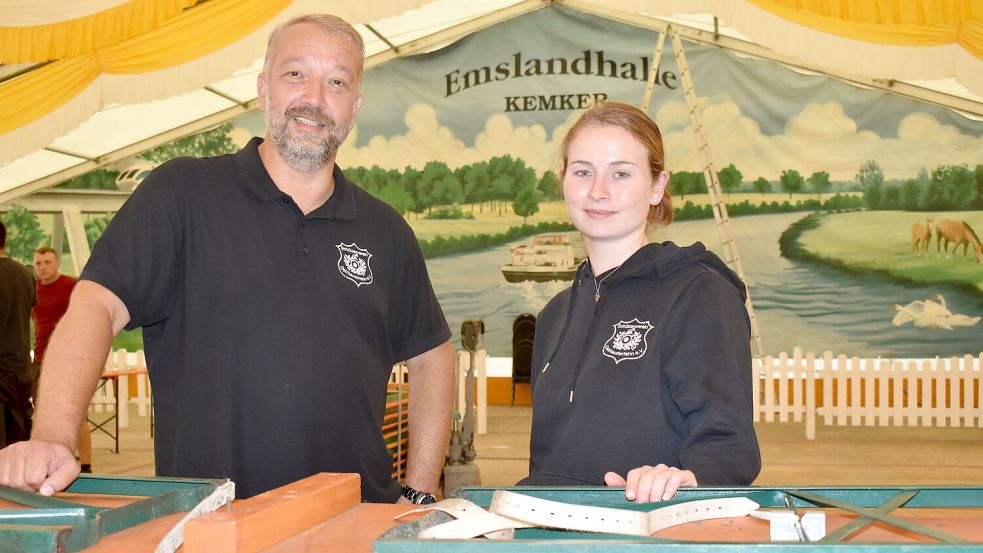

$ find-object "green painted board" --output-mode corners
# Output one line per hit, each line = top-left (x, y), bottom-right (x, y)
(375, 486), (983, 552)
(0, 474), (226, 553)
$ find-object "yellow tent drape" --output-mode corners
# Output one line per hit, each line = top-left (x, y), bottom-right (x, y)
(0, 0), (292, 135)
(746, 0), (983, 61)
(0, 0), (199, 64)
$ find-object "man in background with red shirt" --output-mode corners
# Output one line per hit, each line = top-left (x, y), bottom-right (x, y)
(32, 246), (91, 473)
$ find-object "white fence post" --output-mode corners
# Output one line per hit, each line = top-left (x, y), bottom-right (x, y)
(978, 354), (983, 428)
(919, 360), (933, 426)
(792, 348), (807, 422)
(876, 359), (890, 426)
(862, 357), (875, 426)
(805, 351), (816, 440)
(763, 355), (775, 423)
(778, 351), (789, 423)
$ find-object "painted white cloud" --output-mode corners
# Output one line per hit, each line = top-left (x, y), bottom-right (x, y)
(654, 100), (690, 131)
(335, 100), (983, 182)
(339, 104), (580, 175)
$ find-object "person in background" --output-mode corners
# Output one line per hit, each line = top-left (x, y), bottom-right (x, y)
(32, 246), (92, 473)
(519, 101), (760, 501)
(0, 14), (454, 504)
(0, 220), (37, 448)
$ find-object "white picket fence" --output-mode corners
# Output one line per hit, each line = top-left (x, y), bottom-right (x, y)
(88, 349), (152, 429)
(753, 349), (983, 439)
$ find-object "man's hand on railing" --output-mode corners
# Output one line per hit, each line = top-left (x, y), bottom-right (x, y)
(0, 439), (80, 496)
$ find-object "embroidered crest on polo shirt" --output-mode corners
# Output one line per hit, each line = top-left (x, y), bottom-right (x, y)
(602, 318), (654, 364)
(336, 243), (374, 287)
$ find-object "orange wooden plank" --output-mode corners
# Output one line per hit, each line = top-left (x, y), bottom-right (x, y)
(183, 472), (360, 553)
(265, 503), (423, 553)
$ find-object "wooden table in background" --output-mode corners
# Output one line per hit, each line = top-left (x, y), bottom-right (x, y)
(87, 368), (149, 453)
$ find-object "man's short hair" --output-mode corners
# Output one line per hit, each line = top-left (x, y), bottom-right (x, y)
(35, 245), (57, 257)
(0, 220), (6, 250)
(263, 14), (365, 80)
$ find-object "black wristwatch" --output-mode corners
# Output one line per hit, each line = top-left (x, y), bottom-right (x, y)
(400, 483), (437, 504)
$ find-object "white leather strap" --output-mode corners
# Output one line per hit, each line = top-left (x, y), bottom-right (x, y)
(412, 491), (759, 539)
(490, 490), (649, 535)
(399, 497), (531, 540)
(418, 511), (531, 539)
(396, 498), (485, 520)
(644, 495), (761, 534)
(491, 490), (759, 536)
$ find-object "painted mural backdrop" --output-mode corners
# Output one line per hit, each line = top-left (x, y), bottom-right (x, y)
(58, 6), (983, 358)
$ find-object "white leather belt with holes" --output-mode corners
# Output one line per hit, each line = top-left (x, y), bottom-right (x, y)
(402, 490), (760, 540)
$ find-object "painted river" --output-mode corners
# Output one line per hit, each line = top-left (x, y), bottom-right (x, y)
(425, 212), (983, 358)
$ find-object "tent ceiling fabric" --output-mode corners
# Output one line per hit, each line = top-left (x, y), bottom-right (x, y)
(0, 0), (197, 63)
(1, 0), (133, 26)
(601, 0), (983, 100)
(0, 0), (431, 165)
(2, 0), (983, 204)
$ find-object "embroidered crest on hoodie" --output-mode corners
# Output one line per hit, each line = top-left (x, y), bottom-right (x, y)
(602, 318), (654, 363)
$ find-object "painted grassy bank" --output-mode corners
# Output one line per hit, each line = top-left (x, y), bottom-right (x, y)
(781, 210), (983, 294)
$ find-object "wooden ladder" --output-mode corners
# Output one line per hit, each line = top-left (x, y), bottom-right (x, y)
(641, 25), (765, 357)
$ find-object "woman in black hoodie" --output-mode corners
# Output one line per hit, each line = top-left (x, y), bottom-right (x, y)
(519, 101), (761, 502)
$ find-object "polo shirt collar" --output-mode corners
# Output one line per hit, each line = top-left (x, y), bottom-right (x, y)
(236, 137), (357, 220)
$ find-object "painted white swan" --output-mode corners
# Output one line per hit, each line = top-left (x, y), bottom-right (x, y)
(891, 294), (980, 330)
(891, 294), (950, 327)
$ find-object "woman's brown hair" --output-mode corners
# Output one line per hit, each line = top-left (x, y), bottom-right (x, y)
(560, 101), (673, 227)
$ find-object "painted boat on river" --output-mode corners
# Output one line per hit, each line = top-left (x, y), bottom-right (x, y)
(501, 233), (582, 283)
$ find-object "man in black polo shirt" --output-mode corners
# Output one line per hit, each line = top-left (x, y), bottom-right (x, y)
(0, 14), (455, 503)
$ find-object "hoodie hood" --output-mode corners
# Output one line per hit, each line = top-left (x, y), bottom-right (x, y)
(574, 241), (747, 302)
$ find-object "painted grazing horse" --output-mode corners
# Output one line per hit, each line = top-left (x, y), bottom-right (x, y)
(911, 218), (933, 255)
(935, 219), (983, 263)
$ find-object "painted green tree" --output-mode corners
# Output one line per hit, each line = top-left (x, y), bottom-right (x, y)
(55, 168), (119, 190)
(975, 164), (983, 208)
(417, 161), (454, 213)
(397, 166), (422, 217)
(717, 164), (742, 195)
(920, 165), (975, 210)
(857, 160), (884, 209)
(2, 205), (49, 263)
(84, 212), (115, 249)
(538, 170), (561, 201)
(432, 173), (465, 206)
(141, 123), (237, 164)
(461, 162), (490, 212)
(807, 171), (831, 200)
(779, 169), (804, 199)
(752, 177), (772, 196)
(669, 171), (703, 200)
(513, 184), (541, 224)
(377, 181), (414, 215)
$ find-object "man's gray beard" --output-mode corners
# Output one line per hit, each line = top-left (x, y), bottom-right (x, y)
(267, 108), (352, 174)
